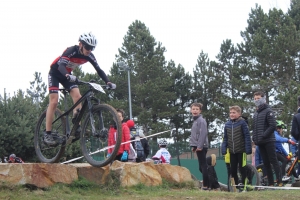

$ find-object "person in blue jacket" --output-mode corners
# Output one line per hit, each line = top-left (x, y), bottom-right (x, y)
(274, 120), (297, 181)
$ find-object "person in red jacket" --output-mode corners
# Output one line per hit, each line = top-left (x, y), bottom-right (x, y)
(108, 109), (131, 162)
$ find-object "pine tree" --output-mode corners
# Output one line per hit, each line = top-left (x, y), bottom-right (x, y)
(115, 20), (175, 135)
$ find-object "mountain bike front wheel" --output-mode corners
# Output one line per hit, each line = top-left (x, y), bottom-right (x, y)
(80, 104), (122, 167)
(34, 108), (66, 163)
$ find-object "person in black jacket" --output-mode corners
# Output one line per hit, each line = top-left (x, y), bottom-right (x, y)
(252, 91), (282, 187)
(291, 96), (300, 178)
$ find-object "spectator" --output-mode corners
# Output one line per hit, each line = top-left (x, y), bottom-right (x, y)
(8, 154), (24, 163)
(108, 109), (131, 162)
(252, 91), (282, 186)
(222, 105), (252, 191)
(189, 102), (209, 190)
(127, 120), (150, 162)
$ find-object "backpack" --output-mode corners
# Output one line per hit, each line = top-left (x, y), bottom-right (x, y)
(206, 154), (220, 189)
(135, 139), (145, 161)
(128, 143), (137, 161)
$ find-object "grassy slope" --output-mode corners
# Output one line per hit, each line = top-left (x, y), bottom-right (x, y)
(1, 179), (300, 200)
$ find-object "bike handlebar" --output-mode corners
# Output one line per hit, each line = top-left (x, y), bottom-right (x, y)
(77, 79), (115, 90)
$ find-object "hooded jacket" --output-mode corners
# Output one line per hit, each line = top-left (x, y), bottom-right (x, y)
(252, 104), (276, 145)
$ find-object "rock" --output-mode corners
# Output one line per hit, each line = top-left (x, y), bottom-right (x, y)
(69, 163), (110, 185)
(0, 163), (78, 188)
(0, 162), (195, 188)
(153, 164), (193, 183)
(110, 161), (162, 187)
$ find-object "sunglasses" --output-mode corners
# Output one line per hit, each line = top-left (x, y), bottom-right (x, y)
(83, 43), (95, 51)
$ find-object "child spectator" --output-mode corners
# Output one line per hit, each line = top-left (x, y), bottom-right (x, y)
(189, 102), (209, 190)
(152, 139), (171, 164)
(222, 105), (252, 190)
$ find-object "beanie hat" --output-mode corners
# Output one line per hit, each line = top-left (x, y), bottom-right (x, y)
(127, 120), (135, 128)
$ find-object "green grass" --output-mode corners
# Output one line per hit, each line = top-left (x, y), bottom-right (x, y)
(0, 179), (300, 200)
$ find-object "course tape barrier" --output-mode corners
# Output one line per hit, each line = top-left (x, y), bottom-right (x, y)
(61, 129), (171, 164)
(233, 184), (300, 190)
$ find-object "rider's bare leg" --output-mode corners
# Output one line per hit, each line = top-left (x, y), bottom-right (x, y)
(46, 93), (59, 132)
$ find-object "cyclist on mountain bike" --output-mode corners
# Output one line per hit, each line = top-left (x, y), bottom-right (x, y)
(274, 120), (296, 182)
(44, 32), (115, 146)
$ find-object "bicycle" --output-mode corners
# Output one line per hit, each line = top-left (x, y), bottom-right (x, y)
(256, 148), (299, 185)
(228, 163), (260, 192)
(34, 79), (122, 167)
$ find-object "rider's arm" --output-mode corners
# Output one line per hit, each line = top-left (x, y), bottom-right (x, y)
(88, 54), (110, 84)
(57, 58), (70, 77)
(275, 132), (289, 143)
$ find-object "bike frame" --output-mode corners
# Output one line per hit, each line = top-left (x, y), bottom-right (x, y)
(287, 154), (298, 177)
(52, 86), (101, 144)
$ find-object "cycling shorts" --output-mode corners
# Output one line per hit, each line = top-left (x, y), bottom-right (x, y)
(48, 69), (78, 93)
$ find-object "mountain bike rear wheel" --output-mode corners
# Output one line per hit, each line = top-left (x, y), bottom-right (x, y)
(34, 108), (66, 163)
(80, 104), (122, 167)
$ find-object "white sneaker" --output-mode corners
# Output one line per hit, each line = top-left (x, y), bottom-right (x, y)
(294, 175), (300, 181)
(282, 175), (291, 182)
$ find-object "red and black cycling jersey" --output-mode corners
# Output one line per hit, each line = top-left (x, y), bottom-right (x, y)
(50, 45), (110, 83)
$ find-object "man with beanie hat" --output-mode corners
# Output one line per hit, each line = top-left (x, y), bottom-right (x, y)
(291, 96), (300, 178)
(252, 91), (282, 187)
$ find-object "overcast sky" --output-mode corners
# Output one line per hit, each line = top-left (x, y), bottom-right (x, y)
(0, 0), (290, 97)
